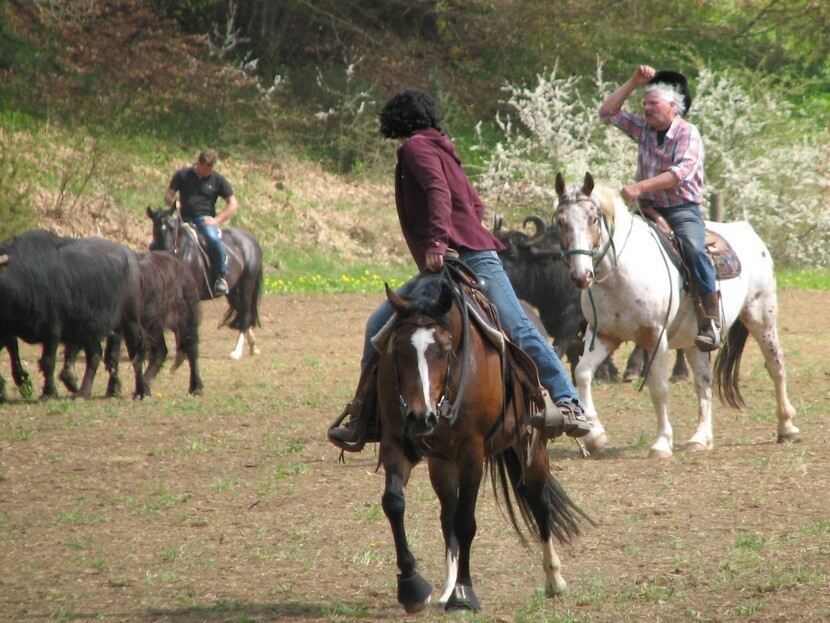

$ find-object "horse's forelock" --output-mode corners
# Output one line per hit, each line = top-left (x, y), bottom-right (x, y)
(397, 275), (453, 325)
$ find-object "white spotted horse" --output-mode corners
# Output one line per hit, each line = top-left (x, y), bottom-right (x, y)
(553, 172), (799, 458)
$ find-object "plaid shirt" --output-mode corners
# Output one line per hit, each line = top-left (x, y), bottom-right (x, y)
(601, 108), (705, 207)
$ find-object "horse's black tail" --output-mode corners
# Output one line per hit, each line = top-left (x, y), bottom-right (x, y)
(487, 447), (590, 547)
(222, 267), (263, 330)
(713, 320), (749, 409)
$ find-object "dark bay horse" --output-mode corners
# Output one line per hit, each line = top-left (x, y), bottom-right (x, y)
(375, 270), (589, 613)
(147, 207), (263, 360)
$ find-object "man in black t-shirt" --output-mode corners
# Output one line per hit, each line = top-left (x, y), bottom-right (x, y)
(164, 149), (238, 295)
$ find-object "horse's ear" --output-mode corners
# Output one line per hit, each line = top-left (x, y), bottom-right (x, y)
(555, 172), (566, 197)
(436, 281), (454, 315)
(386, 283), (410, 313)
(582, 172), (594, 196)
(146, 207), (156, 219)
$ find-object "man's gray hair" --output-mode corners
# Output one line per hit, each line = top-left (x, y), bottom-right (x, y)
(197, 149), (218, 166)
(645, 83), (687, 117)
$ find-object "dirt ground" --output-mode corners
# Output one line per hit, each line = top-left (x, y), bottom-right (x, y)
(1, 289), (828, 623)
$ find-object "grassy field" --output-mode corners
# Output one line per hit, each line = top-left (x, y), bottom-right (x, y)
(1, 287), (828, 622)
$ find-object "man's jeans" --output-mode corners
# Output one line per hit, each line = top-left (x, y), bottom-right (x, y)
(360, 250), (579, 404)
(188, 216), (227, 279)
(657, 203), (716, 296)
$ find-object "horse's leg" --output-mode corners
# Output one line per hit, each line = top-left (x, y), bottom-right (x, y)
(670, 349), (689, 383)
(381, 446), (432, 613)
(230, 331), (246, 360)
(642, 336), (674, 458)
(741, 314), (799, 442)
(104, 334), (122, 398)
(428, 458), (460, 606)
(443, 448), (483, 612)
(684, 348), (714, 451)
(521, 444), (569, 597)
(59, 344), (81, 394)
(246, 328), (260, 356)
(573, 328), (617, 454)
(76, 340), (102, 399)
(623, 345), (645, 382)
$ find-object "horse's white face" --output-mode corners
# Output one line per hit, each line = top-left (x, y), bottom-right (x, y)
(555, 188), (602, 289)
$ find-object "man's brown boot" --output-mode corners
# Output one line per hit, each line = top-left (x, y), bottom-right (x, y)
(694, 290), (721, 352)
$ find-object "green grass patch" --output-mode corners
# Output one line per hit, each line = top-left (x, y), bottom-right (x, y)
(264, 268), (409, 295)
(776, 268), (830, 290)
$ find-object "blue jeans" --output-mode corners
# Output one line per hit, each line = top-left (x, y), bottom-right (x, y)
(188, 216), (227, 278)
(657, 203), (716, 296)
(361, 250), (578, 404)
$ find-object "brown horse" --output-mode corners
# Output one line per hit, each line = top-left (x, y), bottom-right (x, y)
(375, 269), (589, 613)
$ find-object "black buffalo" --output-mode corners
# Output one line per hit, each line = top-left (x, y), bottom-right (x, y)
(0, 230), (147, 399)
(496, 216), (688, 383)
(62, 251), (203, 396)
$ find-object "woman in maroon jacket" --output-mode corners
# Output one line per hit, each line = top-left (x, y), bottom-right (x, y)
(329, 90), (589, 450)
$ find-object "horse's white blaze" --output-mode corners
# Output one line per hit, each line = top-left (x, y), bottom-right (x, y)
(411, 328), (436, 411)
(438, 535), (459, 604)
(543, 537), (567, 597)
(230, 331), (245, 360)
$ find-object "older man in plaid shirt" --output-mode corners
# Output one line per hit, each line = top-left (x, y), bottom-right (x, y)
(598, 65), (720, 352)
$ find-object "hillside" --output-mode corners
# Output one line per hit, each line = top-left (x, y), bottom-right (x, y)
(0, 0), (411, 278)
(1, 0), (828, 274)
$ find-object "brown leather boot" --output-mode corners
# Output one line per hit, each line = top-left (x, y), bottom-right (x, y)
(694, 290), (721, 352)
(327, 356), (379, 452)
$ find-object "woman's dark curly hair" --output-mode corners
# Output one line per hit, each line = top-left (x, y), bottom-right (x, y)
(379, 90), (442, 139)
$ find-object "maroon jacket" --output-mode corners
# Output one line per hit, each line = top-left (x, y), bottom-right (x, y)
(395, 128), (505, 270)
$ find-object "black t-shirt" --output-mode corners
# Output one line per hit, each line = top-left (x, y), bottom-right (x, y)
(169, 167), (233, 220)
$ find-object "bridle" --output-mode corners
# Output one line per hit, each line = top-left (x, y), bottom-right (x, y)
(392, 275), (471, 430)
(554, 193), (620, 352)
(555, 195), (618, 277)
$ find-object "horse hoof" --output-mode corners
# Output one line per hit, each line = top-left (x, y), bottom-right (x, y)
(229, 351), (243, 361)
(444, 584), (481, 612)
(684, 442), (709, 452)
(777, 432), (801, 444)
(585, 431), (608, 455)
(397, 572), (432, 614)
(648, 448), (673, 459)
(545, 579), (568, 598)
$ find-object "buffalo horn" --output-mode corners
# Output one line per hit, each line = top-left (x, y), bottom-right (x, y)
(522, 215), (547, 246)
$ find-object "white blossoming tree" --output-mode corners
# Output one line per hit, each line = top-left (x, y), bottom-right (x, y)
(476, 62), (829, 265)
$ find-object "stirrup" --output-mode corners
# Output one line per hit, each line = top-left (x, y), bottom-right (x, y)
(694, 321), (721, 352)
(213, 277), (229, 296)
(530, 394), (591, 439)
(327, 401), (365, 452)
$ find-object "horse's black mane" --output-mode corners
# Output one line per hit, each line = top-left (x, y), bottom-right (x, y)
(396, 272), (453, 326)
